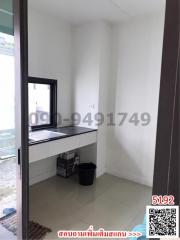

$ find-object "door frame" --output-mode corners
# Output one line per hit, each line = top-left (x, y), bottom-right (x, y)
(153, 0), (180, 197)
(14, 0), (29, 239)
(153, 0), (180, 233)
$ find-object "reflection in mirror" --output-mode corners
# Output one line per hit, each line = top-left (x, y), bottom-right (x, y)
(28, 77), (57, 130)
(29, 83), (50, 126)
(28, 0), (166, 239)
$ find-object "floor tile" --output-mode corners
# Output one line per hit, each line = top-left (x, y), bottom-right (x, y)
(30, 173), (151, 239)
(0, 225), (16, 240)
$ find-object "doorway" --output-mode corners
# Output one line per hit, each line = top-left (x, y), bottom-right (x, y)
(0, 0), (29, 239)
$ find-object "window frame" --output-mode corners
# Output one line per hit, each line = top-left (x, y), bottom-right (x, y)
(28, 77), (57, 131)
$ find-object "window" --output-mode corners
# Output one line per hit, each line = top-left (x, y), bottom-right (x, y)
(0, 32), (15, 156)
(28, 77), (57, 130)
(0, 32), (15, 132)
(0, 32), (16, 217)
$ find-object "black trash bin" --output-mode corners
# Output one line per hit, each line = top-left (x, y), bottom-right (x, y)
(78, 163), (96, 186)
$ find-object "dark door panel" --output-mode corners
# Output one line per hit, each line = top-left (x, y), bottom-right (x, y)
(14, 0), (29, 239)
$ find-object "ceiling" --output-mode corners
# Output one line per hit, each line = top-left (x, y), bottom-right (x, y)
(29, 0), (166, 24)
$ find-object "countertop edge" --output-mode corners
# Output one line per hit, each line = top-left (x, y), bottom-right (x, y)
(29, 128), (97, 146)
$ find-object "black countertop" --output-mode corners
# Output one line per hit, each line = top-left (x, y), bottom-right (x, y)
(29, 126), (97, 146)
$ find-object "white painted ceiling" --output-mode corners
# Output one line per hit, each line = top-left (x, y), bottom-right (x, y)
(29, 0), (165, 24)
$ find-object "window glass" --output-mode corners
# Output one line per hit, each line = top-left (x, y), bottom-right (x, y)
(0, 32), (16, 224)
(28, 83), (51, 126)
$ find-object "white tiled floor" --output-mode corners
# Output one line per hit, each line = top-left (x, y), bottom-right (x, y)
(0, 225), (16, 240)
(30, 174), (152, 240)
(0, 158), (16, 240)
(0, 158), (16, 218)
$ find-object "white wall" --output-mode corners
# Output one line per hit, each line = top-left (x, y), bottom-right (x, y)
(28, 7), (73, 126)
(29, 156), (57, 185)
(106, 12), (165, 186)
(96, 22), (112, 177)
(28, 7), (73, 184)
(72, 22), (101, 129)
(72, 21), (112, 176)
